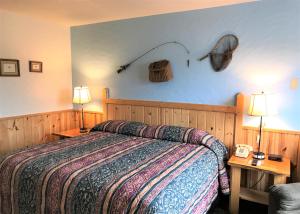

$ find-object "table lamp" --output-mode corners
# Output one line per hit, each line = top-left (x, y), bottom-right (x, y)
(248, 92), (267, 160)
(73, 86), (91, 133)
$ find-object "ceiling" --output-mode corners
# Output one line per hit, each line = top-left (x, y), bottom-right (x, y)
(0, 0), (257, 26)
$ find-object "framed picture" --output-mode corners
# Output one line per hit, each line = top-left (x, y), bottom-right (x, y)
(0, 59), (20, 77)
(29, 61), (43, 73)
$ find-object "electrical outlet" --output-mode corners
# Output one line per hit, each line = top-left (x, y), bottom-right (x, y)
(290, 78), (299, 90)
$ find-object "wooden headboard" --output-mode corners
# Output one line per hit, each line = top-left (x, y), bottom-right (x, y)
(102, 88), (244, 154)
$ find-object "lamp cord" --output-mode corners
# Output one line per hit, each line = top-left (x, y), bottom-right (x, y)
(250, 172), (265, 189)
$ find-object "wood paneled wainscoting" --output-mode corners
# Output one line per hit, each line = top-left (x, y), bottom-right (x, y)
(1, 109), (299, 188)
(0, 110), (102, 155)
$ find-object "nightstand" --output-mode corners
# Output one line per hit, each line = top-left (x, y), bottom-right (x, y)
(52, 129), (90, 139)
(228, 155), (290, 214)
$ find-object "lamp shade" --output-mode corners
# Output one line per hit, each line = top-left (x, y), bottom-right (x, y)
(73, 86), (91, 104)
(248, 92), (267, 116)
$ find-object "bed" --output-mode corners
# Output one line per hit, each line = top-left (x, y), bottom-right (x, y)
(0, 89), (244, 214)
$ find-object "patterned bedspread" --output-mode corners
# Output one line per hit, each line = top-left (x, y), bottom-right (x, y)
(0, 121), (229, 214)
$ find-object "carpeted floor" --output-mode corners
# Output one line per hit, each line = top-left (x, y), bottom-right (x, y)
(208, 195), (268, 214)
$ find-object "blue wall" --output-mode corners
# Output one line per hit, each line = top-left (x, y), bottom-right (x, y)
(71, 0), (300, 130)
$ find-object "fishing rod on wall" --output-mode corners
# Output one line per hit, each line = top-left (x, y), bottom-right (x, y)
(116, 41), (190, 74)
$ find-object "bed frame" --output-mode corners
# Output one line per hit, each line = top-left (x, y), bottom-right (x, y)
(102, 88), (244, 154)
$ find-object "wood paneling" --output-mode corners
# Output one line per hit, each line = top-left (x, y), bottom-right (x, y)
(81, 110), (103, 129)
(0, 110), (77, 154)
(102, 88), (243, 155)
(0, 110), (102, 155)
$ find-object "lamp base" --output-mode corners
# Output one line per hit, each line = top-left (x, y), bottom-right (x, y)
(253, 151), (265, 160)
(80, 128), (88, 133)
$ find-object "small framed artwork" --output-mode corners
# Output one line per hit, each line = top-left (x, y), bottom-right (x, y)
(29, 61), (43, 73)
(0, 59), (20, 77)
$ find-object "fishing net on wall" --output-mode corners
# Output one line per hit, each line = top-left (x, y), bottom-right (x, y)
(199, 34), (239, 72)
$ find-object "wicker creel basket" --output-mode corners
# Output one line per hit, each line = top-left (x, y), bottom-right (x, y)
(148, 60), (173, 82)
